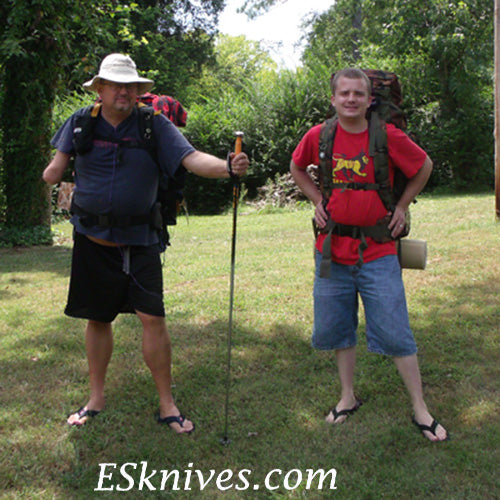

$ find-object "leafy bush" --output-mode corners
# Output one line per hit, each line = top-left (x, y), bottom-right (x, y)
(0, 225), (53, 248)
(184, 68), (331, 213)
(52, 92), (94, 135)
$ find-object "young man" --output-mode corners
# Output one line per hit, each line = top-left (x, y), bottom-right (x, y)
(43, 53), (249, 434)
(290, 68), (448, 442)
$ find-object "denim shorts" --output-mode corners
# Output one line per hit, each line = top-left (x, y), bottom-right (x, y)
(312, 252), (417, 357)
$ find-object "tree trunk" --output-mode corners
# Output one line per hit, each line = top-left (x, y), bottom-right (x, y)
(495, 0), (500, 218)
(1, 55), (55, 232)
(352, 2), (362, 62)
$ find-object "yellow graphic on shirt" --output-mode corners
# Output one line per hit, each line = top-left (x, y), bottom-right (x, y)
(332, 151), (369, 182)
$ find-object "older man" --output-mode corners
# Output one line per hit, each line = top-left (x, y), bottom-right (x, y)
(44, 53), (249, 434)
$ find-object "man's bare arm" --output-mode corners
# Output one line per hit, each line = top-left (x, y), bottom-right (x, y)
(43, 151), (71, 185)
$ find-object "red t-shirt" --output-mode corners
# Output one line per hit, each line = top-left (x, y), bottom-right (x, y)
(292, 122), (427, 265)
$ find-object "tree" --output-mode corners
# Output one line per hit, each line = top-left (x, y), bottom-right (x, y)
(0, 0), (225, 246)
(367, 0), (494, 190)
(238, 0), (280, 18)
(51, 1), (225, 106)
(302, 0), (494, 191)
(185, 34), (277, 103)
(93, 0), (225, 104)
(0, 0), (95, 244)
(302, 0), (362, 68)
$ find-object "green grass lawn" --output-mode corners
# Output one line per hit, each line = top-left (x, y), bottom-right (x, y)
(0, 194), (499, 499)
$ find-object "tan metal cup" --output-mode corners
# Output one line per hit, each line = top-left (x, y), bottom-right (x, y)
(397, 239), (427, 270)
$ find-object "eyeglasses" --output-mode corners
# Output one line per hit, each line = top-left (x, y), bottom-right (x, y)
(101, 81), (138, 92)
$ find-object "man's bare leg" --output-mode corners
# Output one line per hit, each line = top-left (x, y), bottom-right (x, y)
(326, 346), (360, 424)
(138, 311), (194, 434)
(394, 354), (448, 441)
(67, 320), (112, 425)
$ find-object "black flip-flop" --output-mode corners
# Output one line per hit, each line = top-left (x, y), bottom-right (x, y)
(412, 416), (449, 441)
(67, 406), (100, 426)
(328, 398), (363, 423)
(157, 414), (195, 435)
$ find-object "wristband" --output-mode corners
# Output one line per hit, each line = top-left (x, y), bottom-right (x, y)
(226, 152), (236, 179)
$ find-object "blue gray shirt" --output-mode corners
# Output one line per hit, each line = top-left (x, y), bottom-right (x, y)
(51, 106), (195, 246)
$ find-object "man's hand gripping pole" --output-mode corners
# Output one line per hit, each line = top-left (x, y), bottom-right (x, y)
(227, 131), (244, 182)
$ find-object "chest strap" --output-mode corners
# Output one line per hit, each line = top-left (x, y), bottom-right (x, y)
(333, 182), (380, 192)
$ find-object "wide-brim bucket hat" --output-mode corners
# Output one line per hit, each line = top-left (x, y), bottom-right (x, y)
(83, 53), (154, 94)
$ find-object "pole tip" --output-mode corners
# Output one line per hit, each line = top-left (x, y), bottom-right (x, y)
(220, 436), (231, 446)
(234, 131), (244, 138)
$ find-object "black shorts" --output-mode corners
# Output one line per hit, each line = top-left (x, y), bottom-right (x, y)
(65, 232), (165, 322)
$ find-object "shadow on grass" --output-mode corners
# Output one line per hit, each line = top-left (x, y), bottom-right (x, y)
(3, 305), (499, 499)
(410, 277), (499, 382)
(1, 245), (499, 498)
(0, 244), (72, 276)
(1, 316), (336, 498)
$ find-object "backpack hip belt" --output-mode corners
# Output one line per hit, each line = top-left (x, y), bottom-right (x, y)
(317, 216), (393, 276)
(71, 200), (162, 231)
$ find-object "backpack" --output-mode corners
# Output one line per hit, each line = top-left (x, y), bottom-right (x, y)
(316, 69), (413, 277)
(70, 96), (187, 251)
(138, 92), (187, 128)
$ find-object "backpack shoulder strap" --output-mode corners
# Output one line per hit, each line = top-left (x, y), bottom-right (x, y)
(73, 103), (102, 155)
(369, 111), (393, 211)
(137, 103), (162, 160)
(90, 102), (102, 118)
(136, 103), (187, 251)
(318, 117), (338, 201)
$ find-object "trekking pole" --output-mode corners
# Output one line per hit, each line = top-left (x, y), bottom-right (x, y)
(221, 131), (243, 446)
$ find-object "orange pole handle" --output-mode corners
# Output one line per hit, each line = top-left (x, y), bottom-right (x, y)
(234, 131), (244, 155)
(235, 137), (242, 155)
